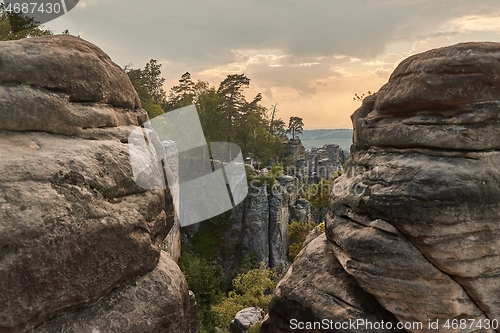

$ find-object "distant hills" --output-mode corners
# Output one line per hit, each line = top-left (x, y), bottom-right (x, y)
(298, 129), (353, 150)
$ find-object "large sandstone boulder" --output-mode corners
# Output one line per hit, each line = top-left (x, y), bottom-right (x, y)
(0, 35), (195, 332)
(332, 42), (500, 331)
(261, 233), (402, 333)
(34, 253), (197, 333)
(264, 42), (500, 333)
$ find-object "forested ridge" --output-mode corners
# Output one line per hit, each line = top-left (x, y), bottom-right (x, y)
(125, 60), (299, 167)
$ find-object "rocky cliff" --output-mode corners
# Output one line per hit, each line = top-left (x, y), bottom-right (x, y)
(222, 175), (300, 269)
(0, 35), (196, 332)
(297, 143), (348, 184)
(221, 140), (348, 269)
(263, 42), (500, 332)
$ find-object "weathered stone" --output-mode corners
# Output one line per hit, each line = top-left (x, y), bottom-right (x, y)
(354, 42), (500, 152)
(261, 233), (403, 333)
(242, 186), (270, 266)
(0, 35), (140, 110)
(162, 140), (181, 262)
(330, 42), (500, 331)
(230, 307), (263, 333)
(269, 176), (294, 268)
(284, 138), (305, 165)
(0, 84), (147, 137)
(0, 35), (195, 333)
(34, 253), (197, 333)
(0, 131), (171, 332)
(291, 198), (309, 222)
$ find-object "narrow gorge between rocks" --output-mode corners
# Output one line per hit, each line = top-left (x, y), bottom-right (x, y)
(1, 35), (500, 333)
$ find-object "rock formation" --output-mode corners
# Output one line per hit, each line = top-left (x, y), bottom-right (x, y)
(230, 307), (263, 333)
(0, 35), (195, 332)
(284, 138), (306, 165)
(297, 143), (348, 222)
(222, 175), (300, 269)
(298, 143), (348, 184)
(261, 233), (403, 333)
(263, 42), (500, 332)
(220, 140), (348, 269)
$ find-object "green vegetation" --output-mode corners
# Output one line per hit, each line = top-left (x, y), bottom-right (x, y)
(126, 64), (289, 165)
(249, 163), (288, 195)
(305, 170), (342, 211)
(353, 90), (374, 101)
(0, 3), (52, 40)
(287, 220), (318, 261)
(212, 263), (277, 330)
(179, 243), (276, 332)
(125, 59), (327, 332)
(306, 178), (332, 211)
(248, 323), (262, 333)
(286, 116), (304, 139)
(177, 203), (278, 332)
(289, 171), (342, 261)
(125, 59), (166, 119)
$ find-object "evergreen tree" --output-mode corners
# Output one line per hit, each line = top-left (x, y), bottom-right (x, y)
(165, 72), (196, 109)
(287, 116), (304, 139)
(125, 59), (166, 119)
(0, 3), (52, 40)
(216, 74), (251, 141)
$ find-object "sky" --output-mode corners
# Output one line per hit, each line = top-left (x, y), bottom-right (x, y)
(43, 0), (500, 129)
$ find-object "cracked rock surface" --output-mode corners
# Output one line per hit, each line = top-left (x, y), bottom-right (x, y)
(263, 42), (500, 333)
(0, 35), (195, 333)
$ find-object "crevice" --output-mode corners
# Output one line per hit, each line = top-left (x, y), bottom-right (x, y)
(369, 145), (500, 155)
(356, 146), (500, 160)
(321, 291), (363, 312)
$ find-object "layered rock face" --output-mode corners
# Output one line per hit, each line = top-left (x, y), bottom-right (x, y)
(261, 233), (403, 333)
(284, 138), (306, 165)
(263, 42), (500, 332)
(223, 175), (299, 269)
(0, 35), (195, 332)
(299, 143), (347, 183)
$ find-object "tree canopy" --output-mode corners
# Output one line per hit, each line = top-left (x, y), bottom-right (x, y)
(287, 116), (304, 139)
(126, 61), (308, 166)
(125, 59), (167, 119)
(0, 3), (52, 40)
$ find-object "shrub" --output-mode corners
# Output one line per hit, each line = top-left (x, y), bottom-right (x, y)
(287, 220), (317, 261)
(178, 251), (221, 307)
(212, 264), (276, 329)
(248, 323), (262, 333)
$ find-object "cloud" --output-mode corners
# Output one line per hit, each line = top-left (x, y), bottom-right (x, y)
(45, 0), (500, 70)
(366, 34), (451, 79)
(411, 35), (452, 54)
(445, 13), (500, 33)
(196, 51), (354, 99)
(43, 0), (500, 130)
